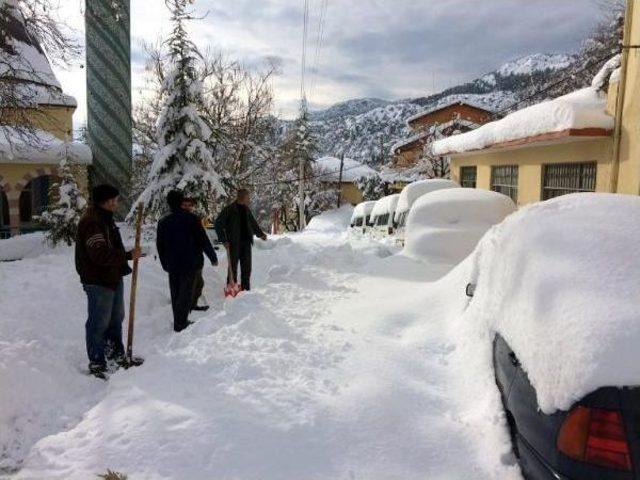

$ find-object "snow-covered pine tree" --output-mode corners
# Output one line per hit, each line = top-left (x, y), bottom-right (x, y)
(355, 175), (389, 201)
(132, 0), (222, 221)
(38, 157), (87, 246)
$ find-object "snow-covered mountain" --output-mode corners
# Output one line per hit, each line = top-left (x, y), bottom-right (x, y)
(293, 53), (575, 165)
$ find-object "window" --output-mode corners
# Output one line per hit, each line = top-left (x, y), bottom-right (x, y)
(354, 217), (363, 227)
(0, 189), (9, 238)
(460, 166), (477, 188)
(491, 165), (518, 203)
(542, 162), (597, 200)
(19, 176), (52, 224)
(376, 213), (390, 226)
(397, 211), (408, 228)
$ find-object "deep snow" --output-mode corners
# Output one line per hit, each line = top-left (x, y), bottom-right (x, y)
(0, 206), (522, 480)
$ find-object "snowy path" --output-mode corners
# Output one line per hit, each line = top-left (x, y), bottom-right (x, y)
(0, 228), (521, 480)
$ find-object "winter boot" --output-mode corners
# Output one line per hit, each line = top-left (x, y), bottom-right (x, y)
(88, 362), (108, 380)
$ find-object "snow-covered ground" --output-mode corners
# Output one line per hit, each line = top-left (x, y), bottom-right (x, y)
(1, 207), (524, 480)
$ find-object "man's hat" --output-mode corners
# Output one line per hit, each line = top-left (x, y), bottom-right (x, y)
(92, 184), (119, 205)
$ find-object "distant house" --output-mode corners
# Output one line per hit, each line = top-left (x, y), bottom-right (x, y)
(432, 32), (640, 207)
(0, 1), (91, 237)
(315, 156), (379, 205)
(391, 101), (494, 169)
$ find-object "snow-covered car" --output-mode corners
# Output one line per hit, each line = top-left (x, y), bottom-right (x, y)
(394, 179), (460, 244)
(369, 194), (400, 237)
(466, 193), (640, 480)
(349, 200), (377, 233)
(404, 188), (515, 265)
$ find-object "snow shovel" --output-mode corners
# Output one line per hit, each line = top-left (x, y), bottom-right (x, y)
(125, 204), (145, 368)
(224, 244), (242, 298)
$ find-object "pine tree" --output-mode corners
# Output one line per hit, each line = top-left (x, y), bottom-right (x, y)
(132, 0), (222, 221)
(38, 158), (87, 246)
(355, 175), (389, 201)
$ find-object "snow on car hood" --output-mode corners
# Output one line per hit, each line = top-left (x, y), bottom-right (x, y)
(466, 193), (640, 413)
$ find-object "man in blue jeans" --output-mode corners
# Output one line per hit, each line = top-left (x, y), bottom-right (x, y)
(75, 185), (143, 377)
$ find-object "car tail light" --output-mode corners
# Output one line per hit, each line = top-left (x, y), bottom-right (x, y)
(557, 406), (632, 471)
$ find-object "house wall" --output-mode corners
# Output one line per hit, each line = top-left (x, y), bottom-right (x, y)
(450, 138), (614, 207)
(395, 143), (422, 167)
(409, 105), (492, 131)
(340, 183), (364, 205)
(616, 1), (640, 195)
(3, 105), (74, 140)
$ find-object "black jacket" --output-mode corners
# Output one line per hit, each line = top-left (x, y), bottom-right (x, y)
(156, 208), (218, 273)
(214, 202), (265, 245)
(75, 207), (132, 290)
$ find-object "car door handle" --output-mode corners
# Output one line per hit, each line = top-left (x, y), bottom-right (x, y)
(508, 352), (520, 368)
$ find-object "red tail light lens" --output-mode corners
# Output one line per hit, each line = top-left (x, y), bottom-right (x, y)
(557, 406), (632, 471)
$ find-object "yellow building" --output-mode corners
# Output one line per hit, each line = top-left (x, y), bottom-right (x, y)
(0, 1), (91, 237)
(433, 1), (640, 206)
(316, 156), (378, 206)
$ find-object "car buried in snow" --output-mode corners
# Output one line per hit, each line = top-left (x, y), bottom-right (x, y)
(349, 200), (377, 234)
(368, 194), (400, 238)
(465, 193), (640, 480)
(393, 178), (459, 245)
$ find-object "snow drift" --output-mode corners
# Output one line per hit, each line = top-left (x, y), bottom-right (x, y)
(404, 188), (516, 265)
(466, 193), (640, 413)
(305, 205), (354, 233)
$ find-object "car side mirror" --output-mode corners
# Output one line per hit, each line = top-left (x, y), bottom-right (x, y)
(465, 283), (476, 297)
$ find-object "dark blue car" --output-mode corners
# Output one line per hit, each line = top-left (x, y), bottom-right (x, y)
(493, 333), (640, 479)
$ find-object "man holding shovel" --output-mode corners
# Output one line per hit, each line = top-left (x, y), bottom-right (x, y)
(214, 188), (267, 293)
(157, 190), (218, 332)
(75, 184), (144, 378)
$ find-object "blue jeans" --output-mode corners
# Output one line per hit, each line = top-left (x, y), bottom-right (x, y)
(83, 281), (125, 364)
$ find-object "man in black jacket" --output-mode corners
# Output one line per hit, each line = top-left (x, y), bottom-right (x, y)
(76, 184), (143, 376)
(157, 190), (218, 332)
(214, 188), (267, 292)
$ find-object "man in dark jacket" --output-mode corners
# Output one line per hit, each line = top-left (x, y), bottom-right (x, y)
(157, 190), (218, 332)
(76, 184), (143, 376)
(214, 188), (267, 292)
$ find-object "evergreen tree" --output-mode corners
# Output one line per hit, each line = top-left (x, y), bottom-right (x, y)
(355, 175), (389, 201)
(38, 158), (87, 246)
(132, 0), (222, 221)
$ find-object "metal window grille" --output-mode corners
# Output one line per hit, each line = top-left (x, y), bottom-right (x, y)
(460, 166), (477, 188)
(542, 162), (597, 200)
(491, 165), (519, 203)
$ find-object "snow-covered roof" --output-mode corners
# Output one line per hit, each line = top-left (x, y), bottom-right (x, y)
(406, 100), (494, 126)
(391, 119), (480, 154)
(370, 194), (400, 219)
(467, 193), (640, 413)
(404, 188), (515, 265)
(351, 200), (377, 219)
(0, 127), (92, 165)
(395, 179), (460, 220)
(315, 156), (378, 183)
(0, 0), (76, 107)
(433, 87), (614, 156)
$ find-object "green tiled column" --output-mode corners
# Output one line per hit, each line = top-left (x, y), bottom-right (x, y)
(85, 0), (132, 208)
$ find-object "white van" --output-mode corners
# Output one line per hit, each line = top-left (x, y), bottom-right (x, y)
(394, 179), (460, 244)
(350, 201), (377, 234)
(369, 194), (400, 237)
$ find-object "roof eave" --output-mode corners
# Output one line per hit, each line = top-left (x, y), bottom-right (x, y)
(439, 128), (613, 157)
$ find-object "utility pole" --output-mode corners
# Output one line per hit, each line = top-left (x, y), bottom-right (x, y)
(298, 154), (306, 230)
(337, 153), (344, 208)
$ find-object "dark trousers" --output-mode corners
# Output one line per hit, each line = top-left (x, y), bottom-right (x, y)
(192, 269), (204, 308)
(169, 270), (197, 331)
(228, 242), (252, 291)
(83, 280), (125, 365)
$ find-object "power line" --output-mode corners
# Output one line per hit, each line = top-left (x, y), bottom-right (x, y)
(300, 0), (310, 100)
(309, 0), (329, 101)
(247, 162), (364, 188)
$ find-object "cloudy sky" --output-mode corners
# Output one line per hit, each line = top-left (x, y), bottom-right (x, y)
(53, 0), (606, 123)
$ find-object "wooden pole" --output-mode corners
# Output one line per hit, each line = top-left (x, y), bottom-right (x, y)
(337, 154), (344, 208)
(126, 203), (144, 362)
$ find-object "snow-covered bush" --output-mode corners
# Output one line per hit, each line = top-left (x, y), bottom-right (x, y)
(38, 158), (87, 246)
(355, 174), (389, 201)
